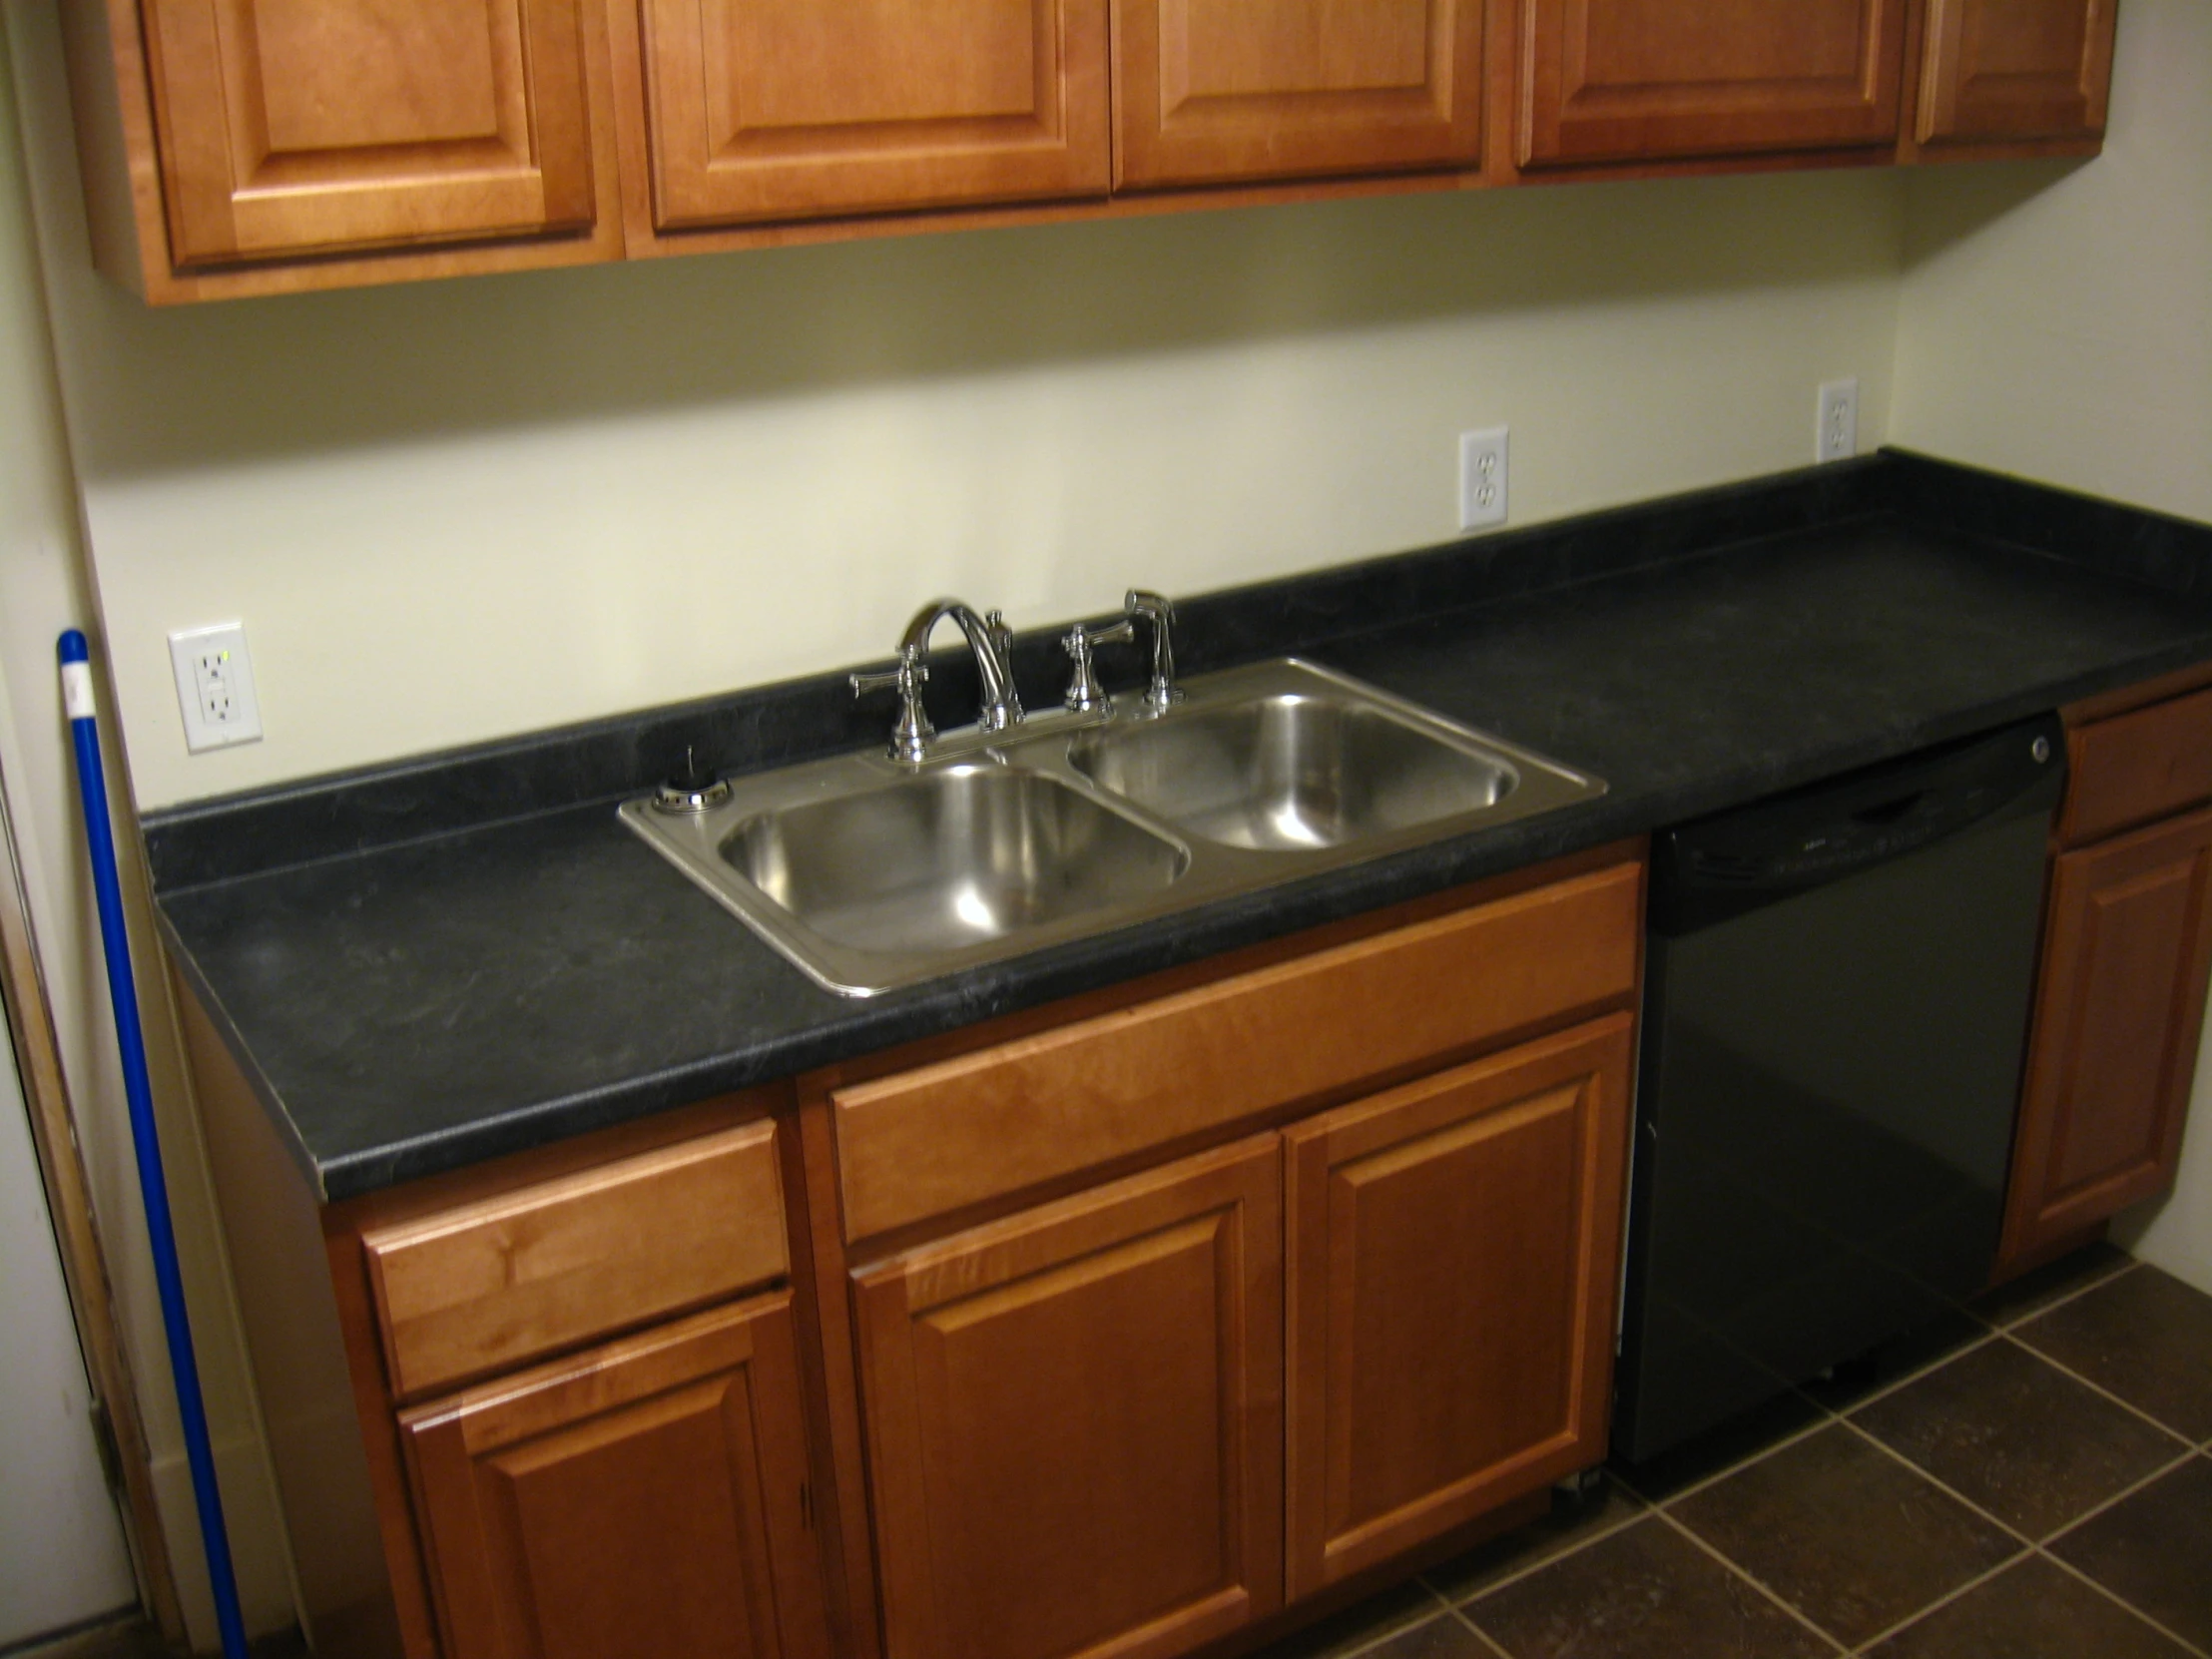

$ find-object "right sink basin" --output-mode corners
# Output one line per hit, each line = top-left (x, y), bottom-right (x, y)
(1068, 659), (1599, 853)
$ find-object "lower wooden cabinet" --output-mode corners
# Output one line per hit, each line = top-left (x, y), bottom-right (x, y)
(398, 1291), (830, 1659)
(1283, 1014), (1633, 1597)
(849, 1136), (1284, 1659)
(1999, 807), (2212, 1270)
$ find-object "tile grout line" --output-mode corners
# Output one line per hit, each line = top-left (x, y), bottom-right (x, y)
(1809, 1326), (2002, 1418)
(1634, 1410), (1843, 1511)
(1651, 1507), (1853, 1655)
(2032, 1543), (2212, 1659)
(1437, 1599), (1515, 1659)
(1836, 1544), (2032, 1656)
(1325, 1579), (1458, 1659)
(1842, 1408), (2212, 1651)
(1981, 1257), (2141, 1334)
(2033, 1443), (2201, 1543)
(1994, 1327), (2206, 1447)
(1421, 1498), (1650, 1607)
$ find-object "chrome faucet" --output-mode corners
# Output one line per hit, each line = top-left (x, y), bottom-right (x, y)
(852, 597), (1022, 763)
(899, 598), (1019, 732)
(1126, 589), (1182, 712)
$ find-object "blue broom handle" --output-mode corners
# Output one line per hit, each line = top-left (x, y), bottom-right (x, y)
(60, 630), (250, 1659)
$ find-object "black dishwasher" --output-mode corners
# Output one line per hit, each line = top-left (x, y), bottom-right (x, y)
(1613, 715), (2064, 1464)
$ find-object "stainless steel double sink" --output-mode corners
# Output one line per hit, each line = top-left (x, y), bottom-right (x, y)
(621, 658), (1605, 995)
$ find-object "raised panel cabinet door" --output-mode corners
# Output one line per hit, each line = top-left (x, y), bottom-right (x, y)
(1112, 0), (1483, 190)
(850, 1135), (1283, 1659)
(1521, 0), (1909, 168)
(399, 1293), (830, 1659)
(635, 0), (1111, 229)
(137, 0), (603, 266)
(1284, 1014), (1634, 1597)
(1918, 0), (2117, 147)
(1997, 808), (2212, 1275)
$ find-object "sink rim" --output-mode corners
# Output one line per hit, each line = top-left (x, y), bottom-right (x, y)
(619, 657), (1605, 996)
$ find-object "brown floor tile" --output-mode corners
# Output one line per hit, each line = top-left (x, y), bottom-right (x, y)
(2048, 1454), (2212, 1652)
(1852, 1338), (2187, 1538)
(1465, 1517), (1834, 1659)
(1863, 1554), (2191, 1659)
(1609, 1386), (1826, 1502)
(1425, 1473), (1646, 1603)
(1354, 1613), (1496, 1659)
(1668, 1423), (2021, 1647)
(1969, 1241), (2135, 1330)
(1252, 1580), (1445, 1659)
(2015, 1266), (2212, 1440)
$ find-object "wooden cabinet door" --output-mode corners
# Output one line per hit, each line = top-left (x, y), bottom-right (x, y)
(136, 0), (605, 266)
(399, 1292), (829, 1659)
(1112, 0), (1484, 190)
(851, 1136), (1282, 1659)
(1521, 0), (1909, 168)
(633, 0), (1111, 229)
(1283, 1015), (1633, 1598)
(1998, 808), (2212, 1274)
(1917, 0), (2117, 148)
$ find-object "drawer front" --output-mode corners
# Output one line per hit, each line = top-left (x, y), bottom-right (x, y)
(364, 1119), (788, 1400)
(833, 859), (1643, 1242)
(2062, 687), (2212, 846)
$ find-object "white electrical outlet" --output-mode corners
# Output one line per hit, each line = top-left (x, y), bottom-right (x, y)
(1458, 426), (1509, 531)
(169, 622), (264, 752)
(1817, 378), (1859, 463)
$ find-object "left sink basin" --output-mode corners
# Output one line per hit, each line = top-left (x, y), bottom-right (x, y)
(727, 765), (1188, 956)
(619, 758), (1194, 996)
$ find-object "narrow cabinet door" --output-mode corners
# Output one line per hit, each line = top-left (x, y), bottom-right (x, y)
(851, 1136), (1283, 1659)
(1917, 0), (2117, 148)
(1112, 0), (1484, 190)
(1284, 1015), (1634, 1597)
(633, 0), (1111, 229)
(1998, 808), (2212, 1273)
(1521, 0), (1909, 168)
(399, 1293), (829, 1659)
(137, 0), (605, 266)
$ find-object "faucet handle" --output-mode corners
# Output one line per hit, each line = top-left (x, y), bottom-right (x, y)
(1125, 589), (1182, 712)
(850, 646), (933, 764)
(1061, 619), (1135, 715)
(984, 610), (1024, 724)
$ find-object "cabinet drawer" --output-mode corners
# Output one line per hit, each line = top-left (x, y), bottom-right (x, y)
(2062, 687), (2212, 847)
(833, 859), (1643, 1242)
(363, 1119), (788, 1400)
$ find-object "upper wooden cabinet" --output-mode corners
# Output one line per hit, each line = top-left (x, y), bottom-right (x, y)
(1916, 0), (2118, 149)
(625, 0), (1111, 230)
(1519, 0), (1910, 168)
(64, 1), (2122, 298)
(1111, 0), (1484, 190)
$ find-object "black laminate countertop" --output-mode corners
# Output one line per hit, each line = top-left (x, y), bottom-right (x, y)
(149, 452), (2212, 1201)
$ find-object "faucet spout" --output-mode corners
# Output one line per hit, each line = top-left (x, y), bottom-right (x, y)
(899, 598), (1019, 733)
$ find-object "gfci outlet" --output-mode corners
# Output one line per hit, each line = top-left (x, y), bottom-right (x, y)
(1817, 378), (1859, 463)
(1458, 426), (1509, 531)
(169, 622), (264, 753)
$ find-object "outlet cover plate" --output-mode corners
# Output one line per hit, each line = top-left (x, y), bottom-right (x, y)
(1458, 426), (1509, 530)
(169, 622), (263, 752)
(1817, 378), (1858, 464)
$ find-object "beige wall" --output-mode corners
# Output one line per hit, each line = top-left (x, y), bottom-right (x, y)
(0, 13), (295, 1649)
(6, 51), (1900, 810)
(1892, 0), (2212, 1295)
